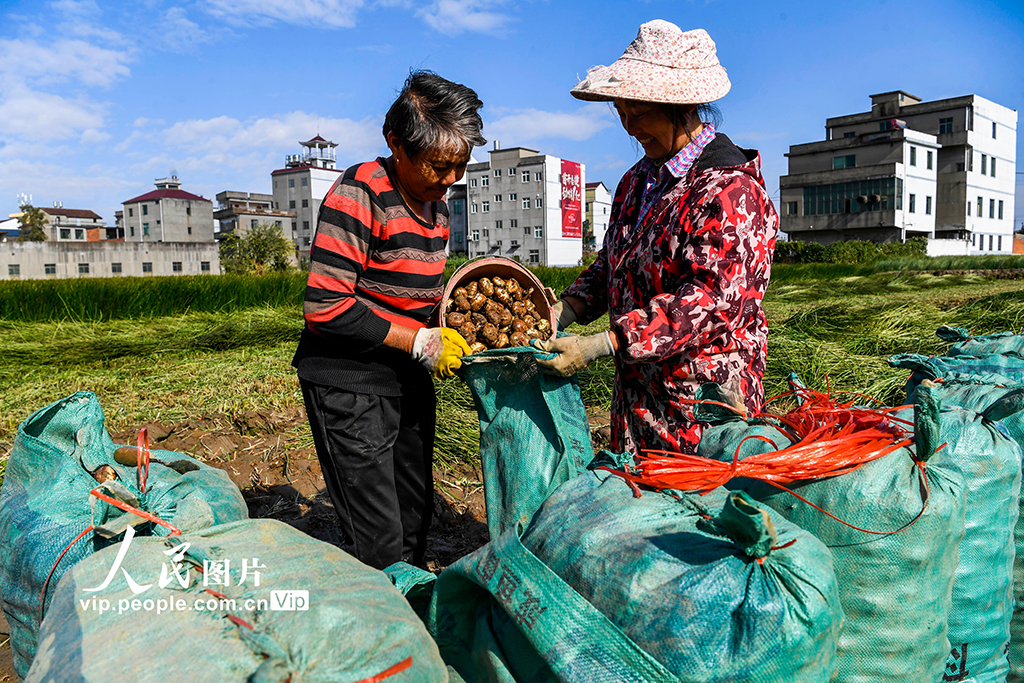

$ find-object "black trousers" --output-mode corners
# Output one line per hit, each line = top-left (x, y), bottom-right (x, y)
(300, 379), (436, 570)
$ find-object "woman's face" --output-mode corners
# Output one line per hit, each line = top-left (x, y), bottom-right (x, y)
(613, 99), (688, 162)
(388, 133), (471, 205)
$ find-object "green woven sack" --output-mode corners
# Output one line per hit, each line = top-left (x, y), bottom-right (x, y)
(459, 348), (592, 538)
(0, 391), (248, 679)
(26, 518), (447, 682)
(428, 471), (843, 683)
(892, 351), (1024, 398)
(937, 325), (1024, 357)
(707, 383), (967, 683)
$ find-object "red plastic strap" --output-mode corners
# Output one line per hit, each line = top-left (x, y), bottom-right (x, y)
(355, 657), (414, 683)
(38, 524), (95, 622)
(89, 488), (181, 536)
(137, 429), (151, 493)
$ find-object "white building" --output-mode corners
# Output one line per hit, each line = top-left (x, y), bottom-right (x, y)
(271, 135), (343, 257)
(585, 181), (612, 249)
(121, 176), (214, 243)
(40, 204), (122, 242)
(781, 91), (1017, 253)
(465, 145), (585, 267)
(214, 191), (295, 239)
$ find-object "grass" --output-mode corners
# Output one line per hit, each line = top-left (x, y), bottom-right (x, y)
(3, 265), (1024, 490)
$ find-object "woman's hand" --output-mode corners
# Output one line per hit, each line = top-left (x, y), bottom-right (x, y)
(533, 332), (616, 377)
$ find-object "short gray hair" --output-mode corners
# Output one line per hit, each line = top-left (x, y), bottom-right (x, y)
(383, 71), (486, 158)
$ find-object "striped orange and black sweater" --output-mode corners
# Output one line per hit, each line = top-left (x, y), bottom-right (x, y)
(292, 157), (450, 395)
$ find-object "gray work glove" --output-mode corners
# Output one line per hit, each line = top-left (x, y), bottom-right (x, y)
(552, 299), (578, 331)
(533, 332), (614, 377)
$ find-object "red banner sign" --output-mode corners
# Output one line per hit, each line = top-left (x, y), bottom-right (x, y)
(560, 160), (582, 238)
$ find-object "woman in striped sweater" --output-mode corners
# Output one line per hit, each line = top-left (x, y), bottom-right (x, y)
(293, 71), (484, 569)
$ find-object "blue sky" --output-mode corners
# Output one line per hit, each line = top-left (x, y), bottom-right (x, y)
(1, 0), (1022, 229)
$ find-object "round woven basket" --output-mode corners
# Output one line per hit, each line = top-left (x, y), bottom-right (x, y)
(440, 257), (556, 341)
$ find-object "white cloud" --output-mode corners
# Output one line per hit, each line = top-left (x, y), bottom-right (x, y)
(203, 0), (365, 28)
(159, 7), (214, 53)
(486, 104), (614, 145)
(417, 0), (513, 35)
(80, 128), (111, 144)
(0, 38), (131, 88)
(0, 85), (106, 141)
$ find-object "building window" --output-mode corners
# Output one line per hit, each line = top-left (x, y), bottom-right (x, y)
(510, 239), (518, 247)
(8, 264), (19, 277)
(289, 200), (296, 209)
(482, 176), (489, 187)
(304, 237), (311, 246)
(251, 219), (258, 229)
(496, 240), (502, 247)
(483, 201), (490, 212)
(991, 158), (996, 178)
(187, 226), (192, 235)
(171, 261), (182, 272)
(926, 151), (933, 170)
(523, 198), (531, 209)
(471, 203), (478, 214)
(802, 178), (903, 215)
(522, 171), (530, 182)
(507, 168), (514, 176)
(186, 206), (191, 216)
(524, 225), (531, 235)
(978, 196), (983, 217)
(483, 229), (489, 237)
(536, 196), (543, 208)
(288, 178), (295, 187)
(111, 262), (122, 273)
(273, 180), (278, 189)
(201, 261), (210, 272)
(534, 225), (543, 238)
(981, 154), (987, 175)
(470, 178), (478, 188)
(990, 198), (996, 218)
(476, 251), (485, 257)
(833, 154), (856, 169)
(909, 194), (916, 213)
(968, 151), (974, 172)
(925, 196), (932, 215)
(44, 263), (56, 275)
(454, 231), (463, 242)
(535, 172), (542, 181)
(494, 194), (501, 203)
(843, 132), (856, 138)
(142, 204), (148, 215)
(999, 200), (1004, 220)
(275, 220), (282, 228)
(143, 223), (150, 236)
(130, 226), (135, 237)
(990, 235), (994, 251)
(78, 263), (89, 275)
(910, 147), (917, 166)
(291, 221), (297, 231)
(993, 121), (998, 139)
(493, 169), (501, 177)
(60, 228), (71, 239)
(939, 117), (953, 134)
(967, 201), (971, 217)
(528, 249), (540, 264)
(302, 177), (308, 186)
(302, 199), (309, 208)
(128, 207), (133, 217)
(472, 230), (480, 241)
(999, 236), (1003, 251)
(303, 220), (310, 230)
(452, 199), (464, 214)
(142, 262), (152, 273)
(509, 193), (517, 201)
(509, 219), (518, 228)
(495, 220), (503, 229)
(788, 201), (798, 215)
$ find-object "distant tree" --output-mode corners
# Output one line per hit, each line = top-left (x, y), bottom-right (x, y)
(16, 204), (47, 242)
(219, 222), (294, 275)
(582, 218), (594, 251)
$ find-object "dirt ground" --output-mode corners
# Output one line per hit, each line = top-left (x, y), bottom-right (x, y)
(0, 405), (611, 680)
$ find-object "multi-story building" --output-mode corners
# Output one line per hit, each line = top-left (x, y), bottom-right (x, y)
(213, 191), (295, 238)
(446, 180), (468, 255)
(781, 91), (1017, 253)
(271, 135), (343, 257)
(121, 176), (214, 243)
(585, 181), (612, 249)
(465, 145), (585, 267)
(41, 204), (122, 242)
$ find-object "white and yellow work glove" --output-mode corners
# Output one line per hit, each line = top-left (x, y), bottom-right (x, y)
(533, 332), (615, 378)
(551, 299), (578, 331)
(412, 327), (472, 379)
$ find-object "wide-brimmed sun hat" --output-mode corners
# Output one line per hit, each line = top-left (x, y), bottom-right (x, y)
(570, 20), (730, 105)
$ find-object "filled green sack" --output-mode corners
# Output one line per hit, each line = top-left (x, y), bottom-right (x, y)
(706, 383), (967, 683)
(937, 325), (1024, 357)
(428, 470), (843, 683)
(0, 391), (248, 679)
(889, 367), (1024, 682)
(459, 348), (592, 538)
(26, 518), (447, 682)
(892, 351), (1024, 397)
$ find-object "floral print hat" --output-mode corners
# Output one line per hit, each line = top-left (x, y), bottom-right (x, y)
(570, 20), (730, 105)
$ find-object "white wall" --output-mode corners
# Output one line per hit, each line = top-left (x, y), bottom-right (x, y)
(1, 241), (221, 280)
(542, 156), (585, 267)
(926, 238), (970, 257)
(902, 135), (939, 237)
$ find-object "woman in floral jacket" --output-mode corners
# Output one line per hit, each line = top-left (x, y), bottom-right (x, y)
(535, 21), (779, 456)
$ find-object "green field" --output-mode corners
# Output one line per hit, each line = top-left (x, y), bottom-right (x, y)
(2, 261), (1024, 488)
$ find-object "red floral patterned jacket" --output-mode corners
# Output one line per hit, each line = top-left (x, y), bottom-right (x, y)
(564, 134), (778, 455)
